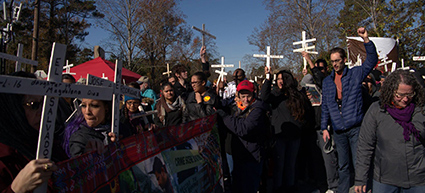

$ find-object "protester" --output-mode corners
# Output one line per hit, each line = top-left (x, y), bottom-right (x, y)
(172, 64), (192, 101)
(302, 51), (339, 193)
(154, 82), (185, 127)
(321, 27), (378, 193)
(355, 70), (425, 193)
(63, 99), (128, 157)
(0, 71), (67, 192)
(216, 80), (271, 193)
(120, 95), (151, 134)
(137, 76), (158, 110)
(183, 71), (219, 122)
(261, 68), (314, 193)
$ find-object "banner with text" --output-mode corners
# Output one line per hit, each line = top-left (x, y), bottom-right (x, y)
(50, 114), (223, 193)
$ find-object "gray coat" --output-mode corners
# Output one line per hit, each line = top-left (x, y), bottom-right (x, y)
(355, 101), (425, 188)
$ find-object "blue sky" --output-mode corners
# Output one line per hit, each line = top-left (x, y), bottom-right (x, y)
(85, 0), (269, 71)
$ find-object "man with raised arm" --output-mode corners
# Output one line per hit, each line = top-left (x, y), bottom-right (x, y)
(321, 27), (378, 193)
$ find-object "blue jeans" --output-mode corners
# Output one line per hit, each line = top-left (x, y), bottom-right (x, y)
(373, 180), (425, 193)
(334, 126), (360, 193)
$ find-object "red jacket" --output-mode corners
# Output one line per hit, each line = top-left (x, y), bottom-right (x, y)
(0, 143), (29, 193)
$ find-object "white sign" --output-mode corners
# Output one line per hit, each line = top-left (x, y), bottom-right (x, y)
(413, 56), (425, 61)
(253, 46), (284, 79)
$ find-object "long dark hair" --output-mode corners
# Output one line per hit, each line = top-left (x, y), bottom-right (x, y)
(380, 70), (425, 108)
(276, 70), (309, 121)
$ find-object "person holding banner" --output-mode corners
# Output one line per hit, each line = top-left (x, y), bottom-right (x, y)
(63, 99), (126, 157)
(216, 80), (271, 193)
(154, 82), (185, 127)
(0, 71), (67, 192)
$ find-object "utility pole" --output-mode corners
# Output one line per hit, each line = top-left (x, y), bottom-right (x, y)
(31, 0), (40, 73)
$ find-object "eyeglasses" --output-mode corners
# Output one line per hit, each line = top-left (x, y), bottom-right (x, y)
(23, 101), (43, 110)
(126, 101), (140, 106)
(330, 59), (342, 64)
(394, 91), (415, 99)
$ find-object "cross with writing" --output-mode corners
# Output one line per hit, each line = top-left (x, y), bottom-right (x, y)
(192, 24), (216, 47)
(253, 46), (284, 79)
(413, 56), (425, 61)
(211, 56), (234, 83)
(293, 31), (318, 69)
(162, 63), (172, 77)
(63, 60), (76, 75)
(0, 43), (114, 193)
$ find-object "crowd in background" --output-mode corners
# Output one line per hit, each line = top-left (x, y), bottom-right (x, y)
(1, 27), (425, 193)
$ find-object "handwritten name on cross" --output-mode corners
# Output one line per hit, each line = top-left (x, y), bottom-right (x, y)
(378, 56), (392, 72)
(1, 43), (115, 193)
(293, 31), (318, 69)
(211, 56), (234, 83)
(86, 65), (141, 138)
(63, 60), (76, 75)
(162, 63), (172, 77)
(192, 24), (216, 47)
(0, 43), (38, 71)
(253, 46), (284, 79)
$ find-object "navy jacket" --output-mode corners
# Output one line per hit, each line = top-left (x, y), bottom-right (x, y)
(321, 41), (378, 131)
(221, 99), (271, 163)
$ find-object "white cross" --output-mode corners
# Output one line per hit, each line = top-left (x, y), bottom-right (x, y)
(293, 31), (318, 69)
(347, 54), (363, 69)
(378, 56), (392, 72)
(413, 56), (425, 61)
(63, 60), (76, 75)
(239, 61), (241, 69)
(0, 44), (38, 70)
(211, 56), (234, 83)
(192, 24), (216, 47)
(0, 43), (114, 193)
(162, 63), (172, 77)
(253, 46), (284, 79)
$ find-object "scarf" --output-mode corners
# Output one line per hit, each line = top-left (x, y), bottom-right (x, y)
(157, 96), (183, 124)
(237, 98), (256, 111)
(386, 103), (420, 141)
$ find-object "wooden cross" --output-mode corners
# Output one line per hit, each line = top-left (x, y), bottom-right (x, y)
(413, 56), (425, 61)
(211, 56), (234, 83)
(0, 43), (38, 71)
(239, 61), (241, 69)
(0, 43), (114, 193)
(346, 54), (362, 69)
(63, 60), (76, 75)
(162, 63), (172, 77)
(293, 31), (318, 69)
(192, 24), (216, 47)
(101, 73), (108, 80)
(396, 59), (409, 71)
(253, 46), (284, 79)
(378, 56), (392, 72)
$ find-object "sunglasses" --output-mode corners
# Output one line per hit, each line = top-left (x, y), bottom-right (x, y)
(23, 101), (43, 110)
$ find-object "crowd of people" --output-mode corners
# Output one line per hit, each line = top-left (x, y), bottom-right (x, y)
(1, 27), (425, 193)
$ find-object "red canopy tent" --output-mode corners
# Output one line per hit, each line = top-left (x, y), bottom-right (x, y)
(64, 57), (141, 84)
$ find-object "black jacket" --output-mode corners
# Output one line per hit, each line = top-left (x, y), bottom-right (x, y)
(183, 89), (220, 122)
(173, 80), (193, 101)
(220, 99), (271, 163)
(261, 79), (314, 138)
